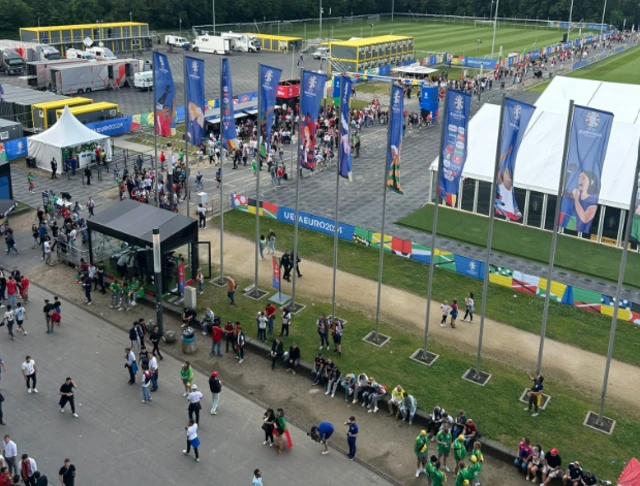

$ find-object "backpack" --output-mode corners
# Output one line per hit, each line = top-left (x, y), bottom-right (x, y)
(51, 311), (61, 323)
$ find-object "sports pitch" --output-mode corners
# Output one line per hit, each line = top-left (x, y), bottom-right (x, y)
(283, 18), (592, 58)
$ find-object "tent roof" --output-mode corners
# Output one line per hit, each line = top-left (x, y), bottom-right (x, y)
(87, 200), (197, 249)
(430, 76), (640, 210)
(29, 105), (108, 148)
(618, 457), (640, 486)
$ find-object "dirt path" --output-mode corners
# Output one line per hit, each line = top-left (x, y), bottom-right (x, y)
(201, 225), (640, 409)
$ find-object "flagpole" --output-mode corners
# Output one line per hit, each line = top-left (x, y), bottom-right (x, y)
(152, 50), (159, 208)
(536, 100), (575, 375)
(421, 89), (449, 359)
(373, 83), (394, 343)
(217, 57), (226, 284)
(183, 52), (190, 219)
(473, 94), (506, 379)
(290, 67), (304, 311)
(330, 76), (343, 321)
(253, 63), (263, 297)
(597, 140), (640, 425)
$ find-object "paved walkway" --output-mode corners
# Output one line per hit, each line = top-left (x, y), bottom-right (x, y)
(0, 285), (393, 486)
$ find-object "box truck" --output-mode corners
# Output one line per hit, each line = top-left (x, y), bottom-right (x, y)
(0, 40), (60, 62)
(50, 59), (145, 95)
(165, 35), (190, 47)
(55, 102), (120, 125)
(192, 35), (230, 55)
(31, 97), (94, 130)
(221, 33), (260, 53)
(26, 59), (89, 89)
(0, 50), (25, 75)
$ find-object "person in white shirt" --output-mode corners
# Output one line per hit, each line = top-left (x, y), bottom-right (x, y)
(14, 303), (26, 335)
(256, 312), (267, 342)
(183, 419), (200, 462)
(4, 306), (15, 341)
(2, 435), (18, 474)
(440, 301), (450, 327)
(21, 356), (37, 393)
(68, 227), (77, 249)
(44, 240), (52, 266)
(187, 384), (203, 425)
(125, 347), (136, 385)
(19, 453), (37, 483)
(148, 354), (158, 391)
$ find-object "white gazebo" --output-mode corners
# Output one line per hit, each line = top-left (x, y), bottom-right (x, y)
(28, 105), (110, 174)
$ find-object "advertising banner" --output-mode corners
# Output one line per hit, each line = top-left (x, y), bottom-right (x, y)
(87, 117), (133, 137)
(153, 51), (176, 136)
(259, 64), (282, 153)
(439, 90), (471, 206)
(495, 98), (536, 221)
(177, 260), (185, 294)
(559, 106), (614, 234)
(387, 84), (404, 194)
(299, 70), (327, 171)
(272, 256), (281, 290)
(277, 206), (355, 240)
(338, 75), (353, 181)
(3, 138), (27, 160)
(220, 58), (239, 150)
(464, 57), (499, 69)
(185, 56), (205, 147)
(454, 255), (485, 280)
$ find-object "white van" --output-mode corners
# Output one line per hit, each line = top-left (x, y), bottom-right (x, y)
(192, 35), (230, 55)
(165, 35), (190, 47)
(86, 47), (117, 61)
(66, 48), (97, 62)
(313, 46), (330, 59)
(134, 71), (153, 90)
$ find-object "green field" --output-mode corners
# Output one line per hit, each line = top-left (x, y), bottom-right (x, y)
(282, 19), (590, 58)
(565, 44), (640, 84)
(398, 204), (640, 288)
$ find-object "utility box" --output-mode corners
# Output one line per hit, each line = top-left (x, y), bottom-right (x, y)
(184, 285), (197, 309)
(196, 192), (208, 206)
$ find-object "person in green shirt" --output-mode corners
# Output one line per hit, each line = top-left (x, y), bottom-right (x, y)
(414, 430), (429, 477)
(455, 461), (470, 486)
(109, 281), (122, 309)
(468, 455), (482, 484)
(453, 435), (467, 474)
(431, 461), (446, 486)
(425, 455), (438, 486)
(275, 408), (287, 456)
(27, 172), (35, 194)
(436, 424), (453, 473)
(180, 361), (194, 396)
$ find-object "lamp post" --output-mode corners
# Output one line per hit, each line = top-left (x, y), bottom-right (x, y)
(600, 0), (608, 34)
(491, 0), (500, 58)
(38, 13), (41, 28)
(152, 228), (164, 335)
(567, 0), (574, 40)
(212, 0), (216, 36)
(319, 0), (323, 39)
(179, 15), (182, 35)
(129, 12), (133, 22)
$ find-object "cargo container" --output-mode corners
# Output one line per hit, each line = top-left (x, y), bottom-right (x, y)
(0, 84), (68, 128)
(49, 59), (145, 95)
(26, 59), (90, 89)
(31, 97), (93, 131)
(330, 35), (415, 73)
(0, 119), (24, 142)
(247, 34), (303, 52)
(55, 102), (120, 125)
(0, 39), (60, 62)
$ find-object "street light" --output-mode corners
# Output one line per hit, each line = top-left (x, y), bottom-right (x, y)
(129, 11), (133, 22)
(179, 15), (182, 35)
(152, 228), (164, 335)
(491, 0), (500, 58)
(319, 0), (323, 39)
(212, 0), (216, 36)
(567, 0), (574, 40)
(489, 0), (494, 22)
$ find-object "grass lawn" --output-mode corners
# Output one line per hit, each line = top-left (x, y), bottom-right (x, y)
(217, 211), (640, 368)
(566, 45), (640, 85)
(196, 273), (639, 481)
(398, 204), (640, 289)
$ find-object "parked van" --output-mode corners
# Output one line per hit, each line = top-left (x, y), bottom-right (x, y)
(86, 47), (117, 61)
(165, 35), (190, 48)
(134, 71), (153, 90)
(192, 35), (230, 55)
(66, 48), (97, 62)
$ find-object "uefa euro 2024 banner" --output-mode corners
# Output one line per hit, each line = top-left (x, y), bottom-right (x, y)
(559, 106), (614, 234)
(221, 58), (239, 150)
(259, 65), (282, 153)
(300, 69), (327, 171)
(494, 98), (536, 221)
(339, 75), (353, 181)
(185, 56), (205, 147)
(439, 90), (471, 206)
(387, 84), (404, 194)
(153, 52), (176, 137)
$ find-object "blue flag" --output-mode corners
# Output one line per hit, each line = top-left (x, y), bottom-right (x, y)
(387, 84), (404, 194)
(185, 56), (205, 147)
(339, 75), (353, 181)
(220, 58), (238, 150)
(0, 83), (4, 101)
(559, 105), (614, 234)
(439, 90), (471, 206)
(300, 70), (327, 171)
(494, 98), (536, 221)
(153, 52), (176, 137)
(259, 64), (282, 153)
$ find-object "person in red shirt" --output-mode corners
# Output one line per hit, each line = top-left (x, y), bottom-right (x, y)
(210, 324), (223, 358)
(265, 303), (276, 336)
(5, 276), (17, 308)
(223, 321), (235, 353)
(18, 276), (29, 301)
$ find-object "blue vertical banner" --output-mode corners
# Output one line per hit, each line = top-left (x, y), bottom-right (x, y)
(559, 106), (614, 234)
(494, 98), (536, 221)
(300, 69), (327, 171)
(185, 56), (205, 147)
(0, 83), (4, 101)
(259, 64), (282, 153)
(339, 75), (353, 181)
(153, 52), (176, 136)
(220, 58), (239, 150)
(439, 90), (471, 206)
(387, 84), (404, 194)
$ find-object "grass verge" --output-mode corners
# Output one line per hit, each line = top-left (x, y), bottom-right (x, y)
(398, 204), (640, 289)
(196, 274), (639, 482)
(216, 210), (640, 368)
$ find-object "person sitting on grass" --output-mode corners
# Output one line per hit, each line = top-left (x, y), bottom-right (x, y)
(580, 470), (598, 486)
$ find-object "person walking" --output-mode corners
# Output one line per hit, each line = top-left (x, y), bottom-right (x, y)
(141, 368), (152, 403)
(59, 377), (78, 417)
(262, 407), (276, 447)
(183, 419), (200, 462)
(235, 324), (245, 364)
(125, 347), (137, 385)
(82, 273), (92, 305)
(252, 469), (263, 486)
(187, 384), (203, 424)
(463, 292), (474, 322)
(21, 356), (37, 394)
(226, 277), (236, 307)
(19, 454), (36, 486)
(128, 323), (140, 352)
(58, 458), (76, 486)
(3, 306), (14, 341)
(267, 229), (276, 255)
(208, 371), (221, 415)
(280, 308), (291, 337)
(414, 430), (429, 477)
(280, 250), (292, 281)
(345, 416), (358, 460)
(150, 326), (164, 360)
(27, 173), (34, 194)
(14, 304), (26, 336)
(148, 352), (158, 391)
(2, 436), (17, 475)
(275, 408), (287, 456)
(180, 362), (194, 396)
(0, 390), (5, 425)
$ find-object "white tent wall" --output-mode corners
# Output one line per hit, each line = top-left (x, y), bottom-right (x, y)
(27, 138), (64, 174)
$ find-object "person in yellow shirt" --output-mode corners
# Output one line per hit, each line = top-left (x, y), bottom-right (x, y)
(387, 384), (404, 418)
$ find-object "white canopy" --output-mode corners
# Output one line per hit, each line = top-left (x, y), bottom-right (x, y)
(28, 105), (109, 173)
(430, 77), (640, 209)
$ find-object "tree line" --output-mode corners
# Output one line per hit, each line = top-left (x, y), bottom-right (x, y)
(0, 0), (637, 39)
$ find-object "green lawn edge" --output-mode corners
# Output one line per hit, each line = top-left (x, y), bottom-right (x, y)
(196, 274), (639, 482)
(215, 211), (640, 368)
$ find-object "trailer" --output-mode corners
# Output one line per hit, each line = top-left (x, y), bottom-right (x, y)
(26, 59), (90, 89)
(221, 33), (260, 53)
(192, 35), (230, 55)
(31, 97), (93, 131)
(49, 59), (145, 95)
(55, 102), (120, 125)
(0, 40), (60, 62)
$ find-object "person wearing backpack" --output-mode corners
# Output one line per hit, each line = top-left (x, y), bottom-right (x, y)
(141, 368), (152, 403)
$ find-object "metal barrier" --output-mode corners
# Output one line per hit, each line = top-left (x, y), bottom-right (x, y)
(56, 244), (90, 268)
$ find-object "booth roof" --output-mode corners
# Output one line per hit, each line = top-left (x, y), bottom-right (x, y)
(87, 200), (197, 247)
(28, 105), (108, 149)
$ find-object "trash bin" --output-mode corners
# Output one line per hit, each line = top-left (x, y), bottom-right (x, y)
(182, 327), (197, 355)
(184, 43), (190, 51)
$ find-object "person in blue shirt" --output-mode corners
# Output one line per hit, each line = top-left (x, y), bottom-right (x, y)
(525, 374), (544, 417)
(345, 416), (358, 460)
(310, 422), (334, 455)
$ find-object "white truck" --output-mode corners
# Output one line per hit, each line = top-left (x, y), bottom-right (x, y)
(26, 59), (89, 89)
(0, 39), (60, 62)
(134, 71), (153, 90)
(165, 35), (190, 48)
(86, 46), (117, 61)
(50, 58), (145, 95)
(66, 48), (97, 62)
(313, 46), (330, 59)
(221, 33), (260, 53)
(192, 35), (230, 55)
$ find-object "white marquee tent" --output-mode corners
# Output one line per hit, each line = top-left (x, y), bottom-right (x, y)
(429, 76), (640, 210)
(28, 105), (109, 174)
